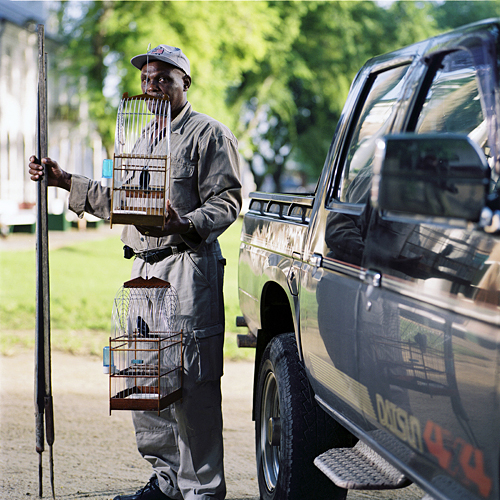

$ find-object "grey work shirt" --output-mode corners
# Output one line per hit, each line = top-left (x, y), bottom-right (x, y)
(68, 102), (242, 252)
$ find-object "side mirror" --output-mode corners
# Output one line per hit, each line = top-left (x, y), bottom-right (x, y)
(372, 134), (490, 223)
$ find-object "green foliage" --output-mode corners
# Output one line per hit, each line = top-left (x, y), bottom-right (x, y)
(56, 0), (280, 156)
(433, 0), (500, 31)
(384, 1), (438, 48)
(231, 1), (439, 188)
(53, 0), (496, 189)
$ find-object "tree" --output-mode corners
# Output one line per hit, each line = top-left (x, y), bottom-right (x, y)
(54, 1), (444, 190)
(231, 1), (438, 190)
(433, 0), (500, 31)
(56, 0), (280, 156)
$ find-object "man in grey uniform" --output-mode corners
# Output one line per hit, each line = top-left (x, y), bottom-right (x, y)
(29, 45), (242, 500)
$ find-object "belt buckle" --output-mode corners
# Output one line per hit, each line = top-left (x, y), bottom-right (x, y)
(144, 250), (158, 263)
(171, 245), (179, 255)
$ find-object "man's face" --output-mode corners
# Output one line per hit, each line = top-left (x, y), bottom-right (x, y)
(140, 60), (191, 117)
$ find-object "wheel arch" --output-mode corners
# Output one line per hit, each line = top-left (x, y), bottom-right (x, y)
(252, 281), (295, 420)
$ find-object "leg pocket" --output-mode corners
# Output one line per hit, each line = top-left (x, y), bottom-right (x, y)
(193, 326), (224, 383)
(132, 409), (179, 465)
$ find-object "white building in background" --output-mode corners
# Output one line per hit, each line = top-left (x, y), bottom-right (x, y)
(0, 0), (105, 233)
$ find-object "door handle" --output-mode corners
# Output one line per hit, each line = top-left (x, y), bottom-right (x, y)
(364, 269), (381, 287)
(288, 253), (302, 296)
(309, 253), (323, 268)
(309, 253), (323, 281)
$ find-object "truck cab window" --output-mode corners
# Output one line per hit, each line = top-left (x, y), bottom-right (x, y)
(412, 49), (497, 190)
(338, 64), (409, 205)
(324, 64), (409, 266)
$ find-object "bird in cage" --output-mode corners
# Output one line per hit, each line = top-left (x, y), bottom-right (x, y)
(109, 277), (183, 414)
(110, 93), (172, 228)
(136, 316), (151, 338)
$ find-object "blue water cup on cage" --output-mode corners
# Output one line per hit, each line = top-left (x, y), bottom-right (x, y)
(102, 159), (113, 179)
(103, 346), (114, 374)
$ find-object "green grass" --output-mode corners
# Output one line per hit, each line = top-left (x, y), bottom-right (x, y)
(219, 217), (254, 361)
(0, 218), (253, 361)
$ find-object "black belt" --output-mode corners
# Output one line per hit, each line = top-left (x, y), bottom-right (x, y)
(124, 243), (190, 263)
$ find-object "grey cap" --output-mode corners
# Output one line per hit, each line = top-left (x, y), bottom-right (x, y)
(131, 44), (190, 76)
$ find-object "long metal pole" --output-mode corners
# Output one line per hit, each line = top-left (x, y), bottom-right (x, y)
(35, 24), (55, 499)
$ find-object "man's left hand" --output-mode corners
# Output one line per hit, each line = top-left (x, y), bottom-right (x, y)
(136, 200), (191, 237)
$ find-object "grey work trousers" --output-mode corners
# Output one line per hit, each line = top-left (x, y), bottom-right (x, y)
(130, 241), (226, 500)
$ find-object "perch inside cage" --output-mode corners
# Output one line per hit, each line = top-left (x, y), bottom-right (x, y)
(111, 93), (171, 228)
(109, 277), (182, 414)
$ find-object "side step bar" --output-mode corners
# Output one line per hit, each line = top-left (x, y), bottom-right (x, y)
(235, 316), (258, 348)
(236, 333), (257, 348)
(236, 316), (247, 327)
(314, 440), (411, 490)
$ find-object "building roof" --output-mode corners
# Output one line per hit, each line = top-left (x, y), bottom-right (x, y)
(0, 0), (48, 28)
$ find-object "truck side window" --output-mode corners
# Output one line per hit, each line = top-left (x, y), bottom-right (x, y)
(412, 49), (497, 190)
(324, 64), (409, 266)
(337, 64), (409, 205)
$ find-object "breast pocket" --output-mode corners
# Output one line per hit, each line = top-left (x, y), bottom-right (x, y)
(169, 158), (196, 210)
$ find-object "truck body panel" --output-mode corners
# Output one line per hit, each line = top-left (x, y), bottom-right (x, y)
(239, 19), (500, 500)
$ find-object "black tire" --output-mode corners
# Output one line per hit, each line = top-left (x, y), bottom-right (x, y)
(255, 332), (351, 500)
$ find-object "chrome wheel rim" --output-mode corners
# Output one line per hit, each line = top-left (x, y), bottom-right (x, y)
(260, 369), (280, 492)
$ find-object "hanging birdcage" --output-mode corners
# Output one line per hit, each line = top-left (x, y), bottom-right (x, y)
(109, 277), (182, 414)
(110, 93), (171, 228)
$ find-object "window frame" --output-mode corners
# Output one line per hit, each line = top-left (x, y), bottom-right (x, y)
(406, 37), (500, 166)
(326, 61), (412, 210)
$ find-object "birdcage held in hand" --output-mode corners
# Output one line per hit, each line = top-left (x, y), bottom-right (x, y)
(109, 277), (182, 414)
(110, 93), (171, 228)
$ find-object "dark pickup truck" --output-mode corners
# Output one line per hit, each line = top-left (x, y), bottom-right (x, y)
(238, 18), (500, 500)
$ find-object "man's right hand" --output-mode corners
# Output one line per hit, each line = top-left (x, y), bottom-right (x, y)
(28, 156), (72, 191)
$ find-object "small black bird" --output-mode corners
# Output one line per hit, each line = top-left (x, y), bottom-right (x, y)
(139, 169), (150, 190)
(137, 316), (150, 337)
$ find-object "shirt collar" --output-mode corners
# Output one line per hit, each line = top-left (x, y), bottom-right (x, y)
(171, 101), (192, 134)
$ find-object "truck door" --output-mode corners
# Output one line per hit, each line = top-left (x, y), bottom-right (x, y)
(359, 47), (500, 499)
(301, 60), (412, 431)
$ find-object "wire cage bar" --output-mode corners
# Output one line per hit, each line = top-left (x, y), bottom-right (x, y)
(111, 93), (171, 228)
(109, 277), (182, 414)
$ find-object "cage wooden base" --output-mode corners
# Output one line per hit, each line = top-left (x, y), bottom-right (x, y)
(110, 386), (182, 413)
(110, 212), (166, 227)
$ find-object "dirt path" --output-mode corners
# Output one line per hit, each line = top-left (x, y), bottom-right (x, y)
(0, 350), (425, 500)
(0, 352), (259, 500)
